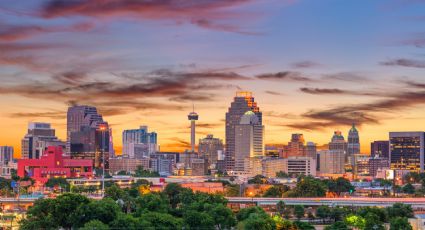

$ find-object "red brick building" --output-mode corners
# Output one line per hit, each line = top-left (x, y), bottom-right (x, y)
(18, 146), (93, 183)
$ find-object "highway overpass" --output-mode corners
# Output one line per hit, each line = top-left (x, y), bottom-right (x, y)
(227, 197), (425, 209)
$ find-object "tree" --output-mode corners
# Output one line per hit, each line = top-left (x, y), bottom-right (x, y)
(207, 204), (236, 230)
(293, 220), (315, 230)
(276, 171), (289, 178)
(248, 174), (268, 184)
(225, 184), (240, 197)
(390, 217), (413, 230)
(237, 206), (268, 221)
(80, 220), (110, 230)
(134, 165), (160, 177)
(293, 205), (304, 220)
(183, 210), (215, 230)
(263, 185), (289, 198)
(140, 212), (183, 230)
(238, 214), (276, 230)
(364, 213), (385, 230)
(326, 177), (355, 196)
(290, 176), (326, 197)
(345, 214), (366, 229)
(357, 206), (388, 222)
(104, 184), (125, 200)
(317, 205), (331, 222)
(135, 193), (169, 215)
(330, 206), (348, 222)
(163, 183), (184, 209)
(402, 183), (415, 194)
(72, 198), (122, 228)
(276, 201), (291, 219)
(109, 213), (144, 229)
(324, 221), (351, 230)
(19, 198), (58, 230)
(45, 177), (70, 192)
(117, 170), (128, 175)
(386, 203), (414, 219)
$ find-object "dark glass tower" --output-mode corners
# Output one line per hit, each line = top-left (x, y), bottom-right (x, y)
(390, 132), (425, 172)
(225, 91), (262, 172)
(347, 123), (360, 165)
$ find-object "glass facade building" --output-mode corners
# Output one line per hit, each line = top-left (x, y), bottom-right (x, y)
(389, 132), (425, 172)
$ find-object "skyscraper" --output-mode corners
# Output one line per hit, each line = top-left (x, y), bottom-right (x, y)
(371, 140), (389, 158)
(21, 122), (65, 159)
(188, 108), (199, 153)
(122, 126), (158, 158)
(0, 146), (13, 165)
(67, 105), (104, 154)
(198, 134), (223, 167)
(284, 134), (306, 157)
(67, 105), (112, 170)
(234, 111), (264, 173)
(324, 131), (347, 174)
(225, 91), (261, 171)
(347, 123), (360, 166)
(389, 132), (425, 172)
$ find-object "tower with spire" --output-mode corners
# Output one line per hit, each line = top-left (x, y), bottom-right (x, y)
(188, 105), (199, 153)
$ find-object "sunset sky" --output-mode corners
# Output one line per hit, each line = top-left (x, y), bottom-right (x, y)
(1, 0), (425, 157)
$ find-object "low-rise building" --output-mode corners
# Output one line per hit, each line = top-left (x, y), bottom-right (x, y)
(18, 146), (93, 183)
(285, 157), (316, 176)
(109, 157), (150, 175)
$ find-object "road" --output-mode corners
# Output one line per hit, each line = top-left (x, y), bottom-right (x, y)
(227, 197), (425, 209)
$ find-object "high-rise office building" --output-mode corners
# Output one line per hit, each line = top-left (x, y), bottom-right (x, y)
(347, 124), (360, 165)
(306, 142), (317, 159)
(319, 150), (345, 174)
(234, 111), (264, 172)
(389, 132), (425, 172)
(371, 141), (389, 158)
(67, 105), (112, 170)
(321, 131), (347, 174)
(198, 134), (223, 167)
(368, 157), (389, 177)
(21, 122), (65, 159)
(0, 146), (13, 165)
(122, 126), (158, 158)
(67, 105), (104, 154)
(225, 91), (261, 171)
(284, 134), (306, 157)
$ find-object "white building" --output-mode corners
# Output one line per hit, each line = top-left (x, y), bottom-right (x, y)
(285, 157), (316, 176)
(234, 111), (264, 173)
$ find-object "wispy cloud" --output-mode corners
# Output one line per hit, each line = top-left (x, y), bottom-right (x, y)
(322, 72), (370, 82)
(288, 89), (425, 130)
(381, 58), (425, 68)
(291, 61), (322, 69)
(40, 0), (266, 35)
(256, 71), (313, 82)
(264, 90), (283, 95)
(0, 22), (94, 42)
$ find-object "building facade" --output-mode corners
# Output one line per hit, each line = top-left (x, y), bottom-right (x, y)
(285, 157), (316, 176)
(67, 105), (112, 170)
(347, 124), (360, 166)
(108, 157), (150, 175)
(0, 146), (13, 165)
(368, 157), (389, 178)
(319, 150), (345, 174)
(225, 91), (262, 171)
(262, 158), (286, 178)
(371, 140), (389, 158)
(21, 122), (65, 159)
(234, 111), (264, 173)
(389, 132), (425, 172)
(198, 134), (224, 168)
(17, 146), (93, 183)
(122, 126), (158, 158)
(284, 134), (306, 158)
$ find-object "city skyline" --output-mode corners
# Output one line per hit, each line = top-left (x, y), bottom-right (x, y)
(1, 1), (425, 156)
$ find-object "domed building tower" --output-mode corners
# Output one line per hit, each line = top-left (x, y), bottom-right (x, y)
(234, 111), (264, 173)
